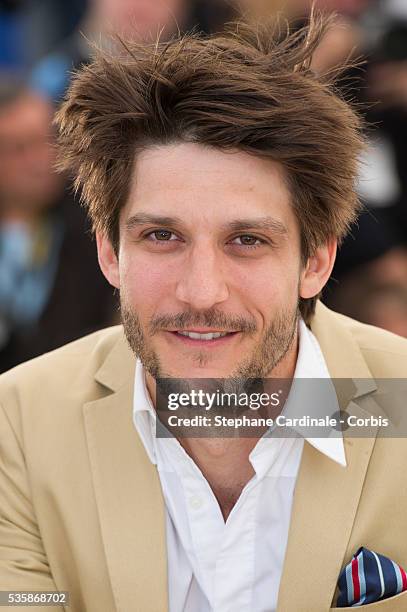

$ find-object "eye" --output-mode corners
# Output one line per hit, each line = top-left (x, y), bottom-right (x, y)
(146, 230), (179, 242)
(231, 234), (265, 248)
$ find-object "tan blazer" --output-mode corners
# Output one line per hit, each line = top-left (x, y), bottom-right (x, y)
(1, 302), (407, 612)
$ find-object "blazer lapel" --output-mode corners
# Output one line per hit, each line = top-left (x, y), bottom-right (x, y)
(83, 334), (168, 612)
(277, 302), (378, 611)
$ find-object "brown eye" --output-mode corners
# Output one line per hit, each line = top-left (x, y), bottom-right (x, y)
(233, 235), (262, 246)
(150, 230), (174, 241)
(240, 235), (258, 245)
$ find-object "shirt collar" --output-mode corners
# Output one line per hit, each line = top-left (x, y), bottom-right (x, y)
(276, 319), (346, 467)
(132, 318), (346, 468)
(133, 355), (158, 465)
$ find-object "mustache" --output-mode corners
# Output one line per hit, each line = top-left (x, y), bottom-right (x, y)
(148, 310), (257, 335)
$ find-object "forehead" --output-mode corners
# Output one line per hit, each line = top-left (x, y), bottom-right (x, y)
(125, 143), (294, 226)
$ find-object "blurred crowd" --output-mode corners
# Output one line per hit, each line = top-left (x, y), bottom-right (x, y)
(0, 0), (406, 373)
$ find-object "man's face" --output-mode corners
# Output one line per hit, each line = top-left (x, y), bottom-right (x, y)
(315, 0), (371, 16)
(94, 0), (187, 40)
(0, 93), (60, 209)
(291, 0), (372, 17)
(258, 0), (372, 18)
(109, 143), (308, 381)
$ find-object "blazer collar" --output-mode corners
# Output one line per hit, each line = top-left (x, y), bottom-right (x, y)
(93, 331), (135, 392)
(311, 300), (376, 384)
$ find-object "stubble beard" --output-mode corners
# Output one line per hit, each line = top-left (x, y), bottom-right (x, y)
(120, 292), (299, 385)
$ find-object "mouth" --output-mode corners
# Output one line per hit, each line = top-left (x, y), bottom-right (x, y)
(166, 329), (239, 347)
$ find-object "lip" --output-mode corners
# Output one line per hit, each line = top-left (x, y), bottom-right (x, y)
(165, 330), (239, 347)
(175, 329), (234, 334)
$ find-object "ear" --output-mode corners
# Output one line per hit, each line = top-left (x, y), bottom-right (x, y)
(299, 239), (337, 299)
(96, 231), (120, 289)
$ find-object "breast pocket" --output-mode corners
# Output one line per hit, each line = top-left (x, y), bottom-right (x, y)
(330, 589), (407, 610)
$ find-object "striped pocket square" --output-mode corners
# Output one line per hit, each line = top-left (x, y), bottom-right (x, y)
(337, 547), (407, 607)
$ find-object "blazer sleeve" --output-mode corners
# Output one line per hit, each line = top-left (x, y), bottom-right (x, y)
(0, 403), (63, 611)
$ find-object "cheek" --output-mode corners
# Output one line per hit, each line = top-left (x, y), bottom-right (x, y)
(120, 252), (176, 309)
(1, 162), (18, 181)
(232, 257), (300, 304)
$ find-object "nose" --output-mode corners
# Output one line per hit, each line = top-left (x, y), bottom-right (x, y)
(175, 243), (229, 311)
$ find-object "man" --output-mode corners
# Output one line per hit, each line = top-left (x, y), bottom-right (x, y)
(0, 81), (117, 372)
(1, 13), (407, 612)
(29, 0), (208, 102)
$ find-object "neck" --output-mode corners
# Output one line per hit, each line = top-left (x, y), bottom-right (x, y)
(180, 436), (259, 521)
(145, 328), (299, 520)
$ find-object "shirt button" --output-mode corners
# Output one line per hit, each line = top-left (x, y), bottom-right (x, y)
(189, 495), (204, 510)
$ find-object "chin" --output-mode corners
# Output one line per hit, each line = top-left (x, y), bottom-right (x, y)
(162, 363), (233, 380)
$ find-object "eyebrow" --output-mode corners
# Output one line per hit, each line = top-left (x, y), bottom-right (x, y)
(124, 213), (288, 235)
(223, 217), (288, 235)
(125, 213), (184, 231)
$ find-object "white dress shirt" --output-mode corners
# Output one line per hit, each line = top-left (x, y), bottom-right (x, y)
(132, 320), (346, 612)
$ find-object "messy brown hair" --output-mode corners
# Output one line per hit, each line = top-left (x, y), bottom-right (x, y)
(55, 13), (365, 323)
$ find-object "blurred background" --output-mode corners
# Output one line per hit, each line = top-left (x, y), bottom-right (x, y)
(0, 0), (406, 373)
